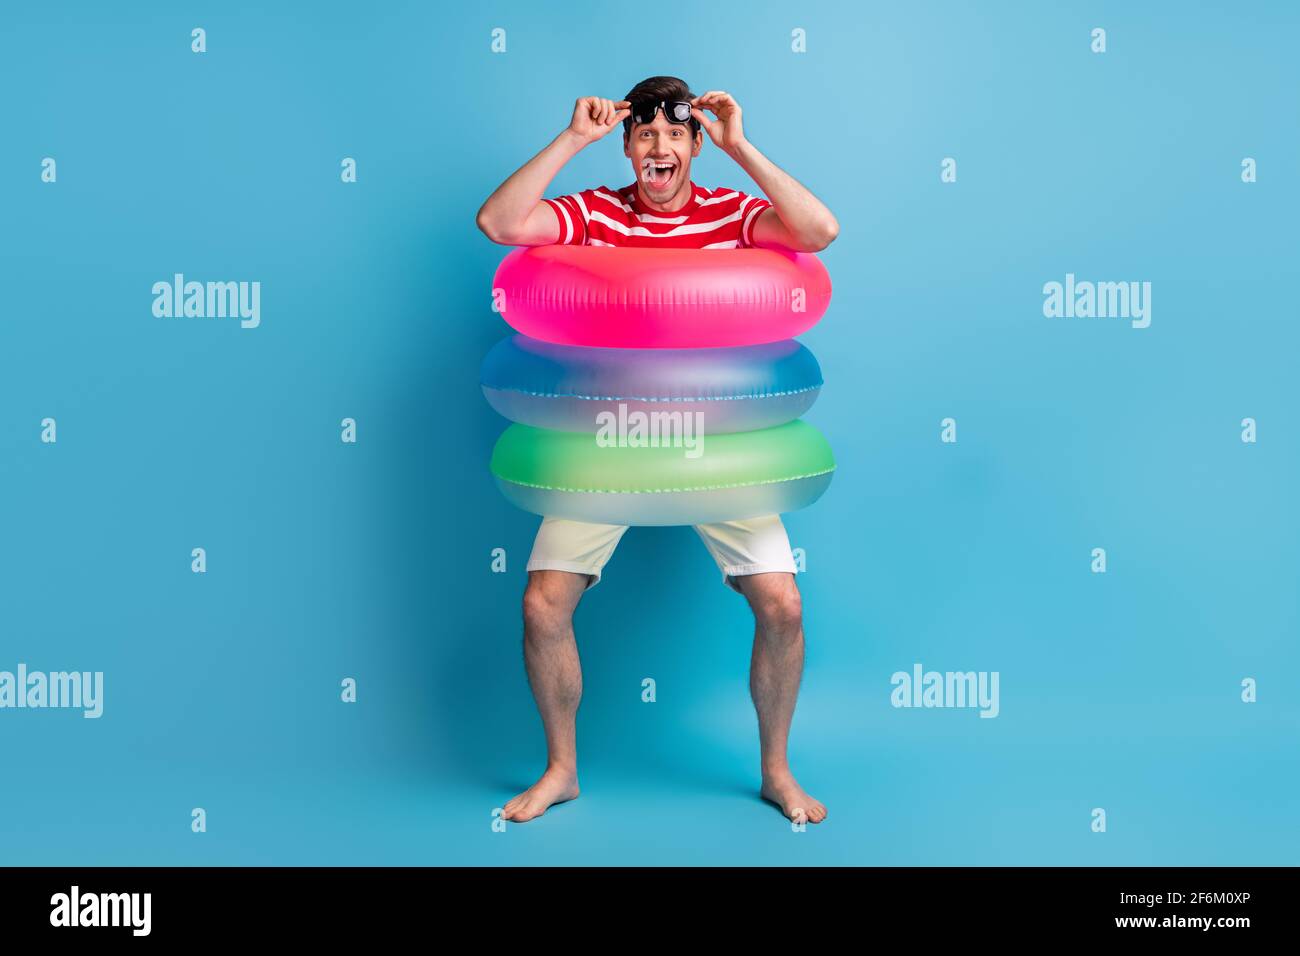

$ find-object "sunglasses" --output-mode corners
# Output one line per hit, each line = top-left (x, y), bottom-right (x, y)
(627, 99), (696, 127)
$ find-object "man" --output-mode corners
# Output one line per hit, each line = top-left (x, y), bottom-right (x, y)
(476, 76), (839, 823)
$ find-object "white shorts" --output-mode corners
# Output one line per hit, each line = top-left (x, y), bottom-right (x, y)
(525, 514), (798, 595)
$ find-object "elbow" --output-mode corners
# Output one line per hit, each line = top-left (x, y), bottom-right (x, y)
(791, 218), (839, 254)
(476, 207), (512, 245)
(822, 217), (840, 247)
(475, 208), (500, 244)
(807, 217), (839, 252)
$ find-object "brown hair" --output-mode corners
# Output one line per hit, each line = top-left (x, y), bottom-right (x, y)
(622, 75), (701, 138)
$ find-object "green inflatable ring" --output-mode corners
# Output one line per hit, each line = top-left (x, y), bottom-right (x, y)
(490, 419), (835, 526)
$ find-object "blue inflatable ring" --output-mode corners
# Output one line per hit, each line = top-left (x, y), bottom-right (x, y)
(480, 334), (822, 435)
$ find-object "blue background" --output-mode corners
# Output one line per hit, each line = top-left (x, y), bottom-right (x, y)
(2, 0), (1296, 865)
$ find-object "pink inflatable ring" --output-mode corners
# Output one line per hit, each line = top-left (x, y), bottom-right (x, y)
(493, 245), (832, 348)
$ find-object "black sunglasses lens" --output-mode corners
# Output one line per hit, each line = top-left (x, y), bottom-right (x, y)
(627, 100), (693, 126)
(630, 101), (657, 123)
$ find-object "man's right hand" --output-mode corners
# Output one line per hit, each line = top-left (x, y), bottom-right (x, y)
(567, 97), (631, 145)
(476, 97), (629, 245)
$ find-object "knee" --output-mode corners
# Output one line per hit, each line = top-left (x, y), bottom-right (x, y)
(522, 574), (578, 635)
(749, 579), (803, 635)
(522, 585), (558, 633)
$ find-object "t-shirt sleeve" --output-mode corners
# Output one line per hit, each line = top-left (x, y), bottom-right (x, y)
(541, 191), (591, 245)
(737, 193), (773, 248)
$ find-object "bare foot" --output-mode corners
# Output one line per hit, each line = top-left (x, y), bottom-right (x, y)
(502, 767), (580, 822)
(761, 769), (827, 824)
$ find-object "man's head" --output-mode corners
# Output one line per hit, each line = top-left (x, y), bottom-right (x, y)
(622, 76), (702, 207)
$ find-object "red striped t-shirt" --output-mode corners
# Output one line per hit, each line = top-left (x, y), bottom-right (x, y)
(542, 182), (772, 249)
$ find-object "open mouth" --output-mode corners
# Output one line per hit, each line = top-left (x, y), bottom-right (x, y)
(642, 158), (676, 188)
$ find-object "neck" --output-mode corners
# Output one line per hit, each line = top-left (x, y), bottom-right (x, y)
(635, 180), (693, 213)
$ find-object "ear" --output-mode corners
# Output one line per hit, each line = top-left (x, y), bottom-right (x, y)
(623, 133), (631, 159)
(692, 129), (703, 156)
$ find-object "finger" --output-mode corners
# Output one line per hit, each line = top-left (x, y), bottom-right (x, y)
(690, 107), (714, 131)
(612, 108), (630, 124)
(614, 100), (631, 108)
(694, 94), (725, 115)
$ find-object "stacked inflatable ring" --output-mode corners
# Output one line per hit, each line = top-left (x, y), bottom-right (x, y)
(482, 245), (834, 526)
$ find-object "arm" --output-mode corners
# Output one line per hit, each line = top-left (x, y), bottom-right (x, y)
(476, 97), (630, 246)
(690, 91), (839, 252)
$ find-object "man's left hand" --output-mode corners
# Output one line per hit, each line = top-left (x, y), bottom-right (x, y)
(691, 91), (746, 152)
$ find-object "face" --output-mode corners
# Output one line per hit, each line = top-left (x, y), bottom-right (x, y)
(624, 109), (702, 206)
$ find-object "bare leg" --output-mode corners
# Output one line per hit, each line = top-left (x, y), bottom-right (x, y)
(736, 572), (827, 824)
(501, 569), (589, 822)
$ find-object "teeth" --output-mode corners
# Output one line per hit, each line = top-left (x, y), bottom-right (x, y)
(640, 158), (674, 184)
